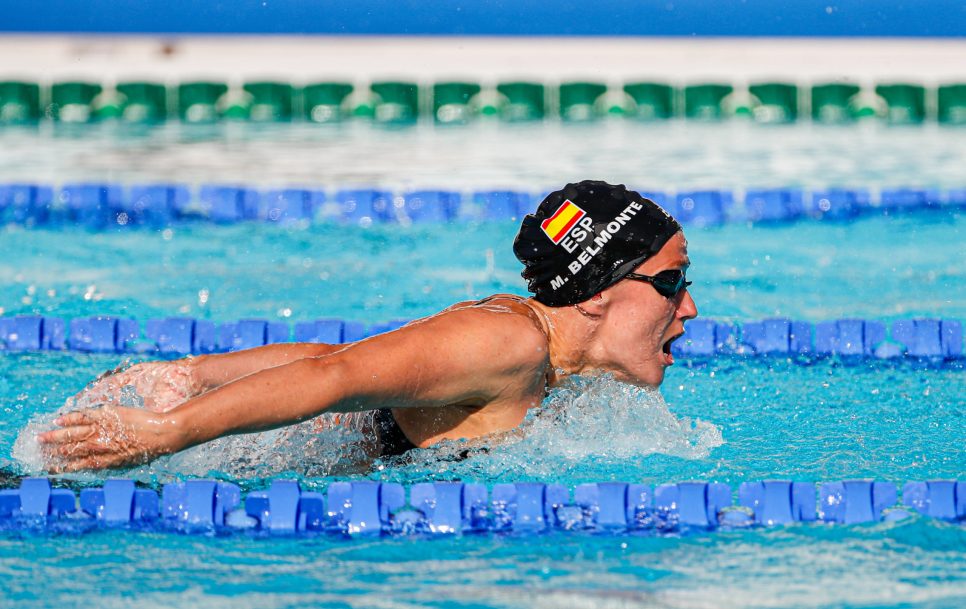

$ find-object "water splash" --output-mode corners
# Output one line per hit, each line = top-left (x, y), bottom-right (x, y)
(154, 412), (374, 479)
(384, 374), (725, 483)
(12, 406), (377, 481)
(11, 411), (58, 475)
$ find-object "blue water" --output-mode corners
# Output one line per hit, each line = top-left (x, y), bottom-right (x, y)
(1, 123), (964, 608)
(1, 213), (963, 323)
(1, 520), (964, 609)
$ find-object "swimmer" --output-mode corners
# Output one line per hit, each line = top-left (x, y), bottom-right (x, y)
(37, 180), (697, 472)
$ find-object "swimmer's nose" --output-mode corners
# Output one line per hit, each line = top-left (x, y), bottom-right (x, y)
(678, 288), (698, 321)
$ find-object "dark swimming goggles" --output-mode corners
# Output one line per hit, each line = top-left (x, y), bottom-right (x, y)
(623, 269), (692, 298)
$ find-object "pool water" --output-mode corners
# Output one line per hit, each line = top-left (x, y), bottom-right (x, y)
(0, 123), (964, 608)
(1, 520), (963, 609)
(2, 121), (965, 190)
(1, 213), (963, 323)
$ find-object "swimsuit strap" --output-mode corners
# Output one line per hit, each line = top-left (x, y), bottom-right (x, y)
(475, 293), (529, 305)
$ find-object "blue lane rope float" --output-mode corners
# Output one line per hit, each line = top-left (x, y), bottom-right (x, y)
(1, 183), (964, 229)
(0, 477), (962, 536)
(0, 315), (962, 361)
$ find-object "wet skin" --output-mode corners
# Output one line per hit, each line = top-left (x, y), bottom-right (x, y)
(38, 232), (696, 472)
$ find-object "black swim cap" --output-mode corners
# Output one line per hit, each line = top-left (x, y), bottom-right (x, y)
(513, 180), (682, 307)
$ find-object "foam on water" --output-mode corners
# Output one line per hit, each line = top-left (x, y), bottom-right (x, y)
(156, 412), (374, 479)
(11, 412), (56, 475)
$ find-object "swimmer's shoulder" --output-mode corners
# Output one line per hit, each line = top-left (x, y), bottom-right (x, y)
(418, 295), (550, 366)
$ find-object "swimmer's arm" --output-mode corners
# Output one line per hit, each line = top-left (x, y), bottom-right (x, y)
(41, 309), (547, 469)
(186, 342), (346, 393)
(172, 311), (547, 450)
(43, 351), (376, 470)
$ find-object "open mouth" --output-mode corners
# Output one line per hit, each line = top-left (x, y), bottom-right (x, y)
(662, 333), (684, 365)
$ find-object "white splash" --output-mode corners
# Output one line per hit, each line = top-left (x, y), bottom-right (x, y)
(526, 373), (724, 460)
(11, 411), (57, 474)
(410, 373), (725, 479)
(156, 412), (374, 479)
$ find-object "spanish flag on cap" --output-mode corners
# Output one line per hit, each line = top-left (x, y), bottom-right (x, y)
(540, 199), (586, 244)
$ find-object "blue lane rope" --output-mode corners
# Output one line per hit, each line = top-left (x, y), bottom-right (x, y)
(0, 477), (962, 536)
(0, 315), (962, 360)
(1, 183), (964, 229)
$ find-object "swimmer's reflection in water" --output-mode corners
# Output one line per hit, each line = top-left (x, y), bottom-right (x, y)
(38, 181), (698, 473)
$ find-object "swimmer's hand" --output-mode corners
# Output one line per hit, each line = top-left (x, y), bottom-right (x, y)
(37, 407), (186, 473)
(72, 361), (198, 414)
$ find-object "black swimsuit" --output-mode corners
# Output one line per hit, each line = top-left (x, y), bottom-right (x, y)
(373, 408), (418, 458)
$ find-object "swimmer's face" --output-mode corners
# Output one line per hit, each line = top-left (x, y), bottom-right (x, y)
(595, 231), (698, 387)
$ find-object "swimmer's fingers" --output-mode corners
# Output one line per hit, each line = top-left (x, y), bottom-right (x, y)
(94, 361), (131, 383)
(53, 438), (117, 458)
(48, 444), (151, 473)
(76, 362), (136, 401)
(38, 410), (114, 451)
(37, 424), (96, 447)
(53, 410), (99, 428)
(41, 406), (177, 473)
